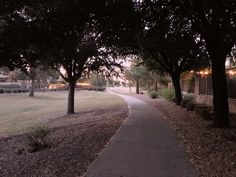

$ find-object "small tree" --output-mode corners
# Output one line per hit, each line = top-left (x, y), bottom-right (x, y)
(125, 62), (154, 94)
(89, 74), (107, 88)
(140, 0), (209, 104)
(40, 0), (122, 114)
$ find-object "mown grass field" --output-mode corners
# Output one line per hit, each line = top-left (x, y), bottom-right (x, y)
(0, 90), (126, 136)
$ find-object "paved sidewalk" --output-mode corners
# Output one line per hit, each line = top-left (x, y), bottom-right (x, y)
(85, 92), (198, 177)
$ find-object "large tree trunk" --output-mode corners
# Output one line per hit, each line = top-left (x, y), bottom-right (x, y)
(211, 56), (229, 128)
(67, 81), (76, 114)
(171, 73), (182, 105)
(136, 79), (139, 94)
(155, 81), (158, 91)
(29, 69), (36, 97)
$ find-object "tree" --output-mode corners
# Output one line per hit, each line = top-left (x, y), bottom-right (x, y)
(177, 0), (236, 128)
(1, 0), (48, 97)
(1, 0), (123, 113)
(89, 73), (107, 88)
(140, 0), (209, 105)
(125, 62), (153, 94)
(39, 0), (122, 114)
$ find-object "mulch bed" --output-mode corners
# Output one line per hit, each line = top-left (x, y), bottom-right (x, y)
(129, 92), (236, 177)
(0, 114), (126, 177)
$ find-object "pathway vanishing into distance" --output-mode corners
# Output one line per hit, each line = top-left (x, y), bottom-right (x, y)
(85, 91), (198, 177)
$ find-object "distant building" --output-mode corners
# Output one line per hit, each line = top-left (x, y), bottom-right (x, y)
(180, 67), (236, 114)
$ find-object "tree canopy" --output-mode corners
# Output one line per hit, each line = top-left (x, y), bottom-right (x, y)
(175, 0), (236, 127)
(1, 0), (236, 127)
(139, 0), (209, 104)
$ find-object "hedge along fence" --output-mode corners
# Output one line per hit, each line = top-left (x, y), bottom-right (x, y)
(0, 83), (21, 89)
(0, 88), (29, 94)
(0, 83), (28, 94)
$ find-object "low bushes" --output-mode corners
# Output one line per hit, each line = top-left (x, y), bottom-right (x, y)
(186, 102), (196, 111)
(26, 126), (49, 152)
(5, 90), (12, 93)
(181, 95), (195, 108)
(148, 91), (159, 99)
(0, 89), (29, 94)
(158, 88), (175, 101)
(194, 104), (214, 120)
(77, 86), (106, 92)
(94, 87), (106, 92)
(0, 89), (4, 93)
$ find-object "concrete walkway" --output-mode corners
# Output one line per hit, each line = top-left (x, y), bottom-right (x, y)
(85, 92), (198, 177)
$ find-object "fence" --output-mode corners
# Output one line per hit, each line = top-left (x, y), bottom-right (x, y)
(198, 75), (236, 98)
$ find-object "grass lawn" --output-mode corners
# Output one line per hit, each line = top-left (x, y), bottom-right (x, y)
(0, 90), (126, 136)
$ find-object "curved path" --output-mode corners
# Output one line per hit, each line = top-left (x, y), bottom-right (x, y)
(85, 92), (198, 177)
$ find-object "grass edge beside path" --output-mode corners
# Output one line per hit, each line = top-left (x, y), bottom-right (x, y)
(0, 90), (129, 177)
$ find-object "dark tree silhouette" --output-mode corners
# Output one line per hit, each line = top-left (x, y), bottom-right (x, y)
(1, 3), (46, 97)
(1, 0), (122, 112)
(177, 0), (236, 128)
(140, 0), (209, 105)
(39, 0), (122, 114)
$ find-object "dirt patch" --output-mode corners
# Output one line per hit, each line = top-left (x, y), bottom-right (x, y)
(128, 92), (236, 177)
(0, 110), (127, 177)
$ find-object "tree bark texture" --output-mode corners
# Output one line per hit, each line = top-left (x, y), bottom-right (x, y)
(67, 81), (76, 114)
(155, 81), (158, 91)
(171, 73), (182, 105)
(211, 56), (229, 128)
(29, 69), (36, 97)
(136, 80), (139, 94)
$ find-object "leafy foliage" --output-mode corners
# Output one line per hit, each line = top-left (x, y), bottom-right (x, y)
(89, 74), (107, 88)
(158, 88), (175, 101)
(26, 126), (49, 152)
(148, 90), (159, 99)
(181, 94), (195, 108)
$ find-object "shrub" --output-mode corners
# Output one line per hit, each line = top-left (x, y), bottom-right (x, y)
(181, 95), (195, 108)
(148, 91), (159, 99)
(89, 74), (107, 88)
(81, 86), (106, 91)
(13, 90), (18, 93)
(172, 97), (177, 103)
(186, 102), (196, 111)
(95, 87), (106, 92)
(194, 104), (208, 115)
(184, 95), (195, 102)
(26, 126), (49, 152)
(194, 104), (213, 120)
(0, 89), (4, 93)
(159, 88), (175, 101)
(5, 90), (12, 93)
(181, 99), (189, 108)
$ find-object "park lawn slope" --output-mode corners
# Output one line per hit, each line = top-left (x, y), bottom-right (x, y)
(0, 90), (128, 177)
(0, 90), (126, 136)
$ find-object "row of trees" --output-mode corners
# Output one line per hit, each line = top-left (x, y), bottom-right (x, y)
(126, 0), (235, 128)
(0, 0), (127, 113)
(125, 61), (169, 94)
(1, 0), (235, 128)
(128, 0), (236, 128)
